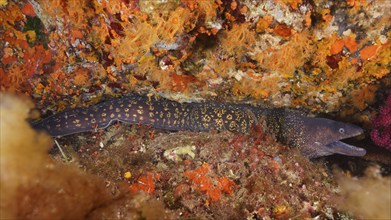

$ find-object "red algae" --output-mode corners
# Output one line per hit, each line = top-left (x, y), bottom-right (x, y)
(183, 163), (237, 202)
(371, 91), (391, 150)
(129, 172), (161, 194)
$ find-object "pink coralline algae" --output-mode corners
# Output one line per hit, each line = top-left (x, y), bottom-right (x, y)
(370, 91), (391, 150)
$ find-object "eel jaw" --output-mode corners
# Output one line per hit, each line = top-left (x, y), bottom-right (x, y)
(325, 140), (366, 157)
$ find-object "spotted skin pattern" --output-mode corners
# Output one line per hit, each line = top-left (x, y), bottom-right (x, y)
(33, 94), (367, 158)
(33, 94), (258, 137)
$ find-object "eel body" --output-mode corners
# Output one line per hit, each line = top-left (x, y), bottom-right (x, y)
(33, 94), (366, 158)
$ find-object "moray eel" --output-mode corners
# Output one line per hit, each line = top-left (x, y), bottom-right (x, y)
(33, 94), (366, 158)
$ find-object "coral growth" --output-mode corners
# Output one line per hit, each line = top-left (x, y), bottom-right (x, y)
(0, 93), (175, 219)
(129, 172), (161, 194)
(336, 166), (391, 219)
(1, 0), (390, 218)
(183, 163), (236, 203)
(0, 93), (111, 219)
(371, 91), (391, 150)
(0, 0), (389, 119)
(56, 121), (342, 219)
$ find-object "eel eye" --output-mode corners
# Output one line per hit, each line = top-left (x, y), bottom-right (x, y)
(339, 128), (345, 134)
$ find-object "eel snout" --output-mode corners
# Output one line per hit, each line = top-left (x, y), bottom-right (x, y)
(326, 140), (366, 156)
(325, 127), (366, 157)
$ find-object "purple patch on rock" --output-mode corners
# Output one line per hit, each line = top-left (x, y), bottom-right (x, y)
(370, 90), (391, 150)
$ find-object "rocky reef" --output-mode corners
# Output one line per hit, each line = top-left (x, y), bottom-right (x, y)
(1, 0), (390, 219)
(1, 0), (389, 114)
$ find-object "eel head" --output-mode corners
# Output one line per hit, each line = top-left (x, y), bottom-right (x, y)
(279, 110), (367, 158)
(297, 116), (367, 158)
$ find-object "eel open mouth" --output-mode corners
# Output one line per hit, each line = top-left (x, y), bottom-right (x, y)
(325, 125), (366, 157)
(326, 141), (367, 157)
